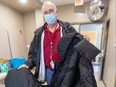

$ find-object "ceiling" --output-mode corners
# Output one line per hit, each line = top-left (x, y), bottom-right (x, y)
(40, 0), (91, 6)
(0, 0), (91, 13)
(0, 0), (42, 13)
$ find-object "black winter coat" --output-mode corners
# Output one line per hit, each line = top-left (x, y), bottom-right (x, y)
(50, 33), (100, 87)
(5, 68), (42, 87)
(25, 20), (77, 78)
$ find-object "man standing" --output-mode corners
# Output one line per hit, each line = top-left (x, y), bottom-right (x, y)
(18, 1), (77, 86)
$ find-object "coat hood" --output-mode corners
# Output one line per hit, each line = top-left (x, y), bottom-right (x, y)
(58, 32), (81, 61)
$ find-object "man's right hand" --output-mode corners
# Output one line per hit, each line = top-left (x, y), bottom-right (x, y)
(18, 64), (29, 69)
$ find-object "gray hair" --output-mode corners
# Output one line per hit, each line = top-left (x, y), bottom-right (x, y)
(42, 1), (57, 12)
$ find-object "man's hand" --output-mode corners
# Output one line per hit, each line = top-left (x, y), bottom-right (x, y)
(84, 35), (90, 41)
(18, 64), (29, 69)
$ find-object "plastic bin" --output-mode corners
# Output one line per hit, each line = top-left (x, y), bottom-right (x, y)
(0, 63), (10, 72)
(0, 58), (10, 73)
(10, 58), (26, 68)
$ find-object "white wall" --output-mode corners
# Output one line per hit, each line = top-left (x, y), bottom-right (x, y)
(23, 11), (36, 45)
(103, 0), (116, 87)
(0, 3), (26, 58)
(35, 9), (44, 28)
(57, 4), (91, 23)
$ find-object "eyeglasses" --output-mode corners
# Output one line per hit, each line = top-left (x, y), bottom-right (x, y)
(43, 9), (55, 15)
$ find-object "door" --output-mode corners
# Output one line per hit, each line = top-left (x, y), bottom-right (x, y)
(98, 19), (110, 80)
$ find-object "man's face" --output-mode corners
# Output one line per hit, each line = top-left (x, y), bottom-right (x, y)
(42, 4), (57, 16)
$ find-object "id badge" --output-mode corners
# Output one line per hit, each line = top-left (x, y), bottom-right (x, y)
(50, 60), (54, 69)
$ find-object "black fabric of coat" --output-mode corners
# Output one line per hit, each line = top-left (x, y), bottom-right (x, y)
(50, 33), (100, 87)
(24, 20), (77, 79)
(5, 68), (42, 87)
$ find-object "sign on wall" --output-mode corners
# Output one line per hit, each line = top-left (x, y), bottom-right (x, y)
(75, 0), (83, 6)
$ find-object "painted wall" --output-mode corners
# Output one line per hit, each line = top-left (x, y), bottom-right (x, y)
(23, 11), (36, 46)
(35, 9), (44, 28)
(57, 4), (91, 23)
(0, 3), (26, 58)
(23, 9), (44, 55)
(23, 11), (36, 56)
(103, 0), (116, 87)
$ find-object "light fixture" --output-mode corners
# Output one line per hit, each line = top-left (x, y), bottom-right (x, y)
(20, 0), (28, 4)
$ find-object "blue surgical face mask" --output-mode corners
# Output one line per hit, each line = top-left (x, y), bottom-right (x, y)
(44, 13), (57, 26)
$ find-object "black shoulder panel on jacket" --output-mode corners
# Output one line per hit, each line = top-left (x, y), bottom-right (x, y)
(74, 39), (100, 61)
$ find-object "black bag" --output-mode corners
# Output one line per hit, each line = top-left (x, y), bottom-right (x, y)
(5, 68), (42, 87)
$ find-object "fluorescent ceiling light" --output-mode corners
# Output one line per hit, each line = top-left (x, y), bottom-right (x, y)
(20, 0), (28, 4)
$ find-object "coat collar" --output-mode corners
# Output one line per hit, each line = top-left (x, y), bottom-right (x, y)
(34, 20), (72, 37)
(58, 32), (77, 61)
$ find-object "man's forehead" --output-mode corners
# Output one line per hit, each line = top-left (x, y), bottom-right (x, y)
(42, 5), (55, 11)
(42, 1), (56, 12)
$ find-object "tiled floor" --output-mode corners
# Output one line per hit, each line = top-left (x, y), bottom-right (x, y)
(0, 84), (5, 87)
(94, 63), (105, 87)
(97, 80), (105, 87)
(95, 73), (105, 87)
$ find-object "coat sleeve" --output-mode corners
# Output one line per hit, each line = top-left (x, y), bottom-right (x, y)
(25, 34), (38, 69)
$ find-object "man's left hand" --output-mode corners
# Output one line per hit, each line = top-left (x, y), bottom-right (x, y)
(83, 35), (90, 41)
